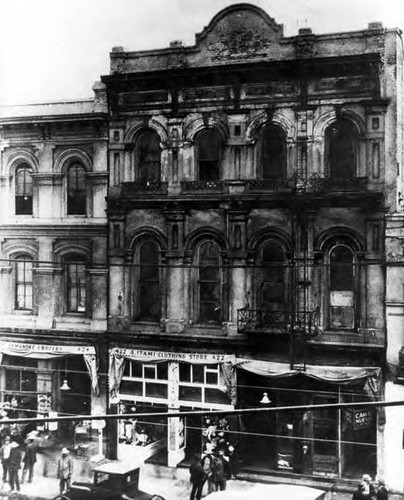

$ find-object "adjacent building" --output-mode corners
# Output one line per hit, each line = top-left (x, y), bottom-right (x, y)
(1, 2), (404, 493)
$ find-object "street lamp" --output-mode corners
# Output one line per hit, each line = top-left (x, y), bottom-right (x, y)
(260, 392), (272, 404)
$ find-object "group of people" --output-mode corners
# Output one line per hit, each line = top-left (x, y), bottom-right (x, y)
(353, 474), (388, 500)
(0, 432), (74, 495)
(189, 416), (239, 500)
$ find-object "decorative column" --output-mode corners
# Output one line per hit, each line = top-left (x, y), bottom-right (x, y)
(167, 361), (185, 467)
(109, 211), (127, 329)
(163, 209), (186, 333)
(35, 237), (55, 329)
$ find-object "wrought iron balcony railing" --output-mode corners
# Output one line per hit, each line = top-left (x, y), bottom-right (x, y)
(121, 181), (168, 195)
(237, 307), (319, 336)
(181, 180), (224, 193)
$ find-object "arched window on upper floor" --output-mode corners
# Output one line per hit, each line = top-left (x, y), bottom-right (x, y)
(325, 119), (358, 179)
(259, 124), (287, 179)
(14, 255), (34, 311)
(196, 129), (222, 181)
(257, 242), (288, 323)
(15, 164), (33, 215)
(196, 241), (223, 325)
(328, 244), (356, 330)
(135, 130), (161, 183)
(67, 163), (86, 215)
(134, 239), (161, 321)
(63, 254), (87, 313)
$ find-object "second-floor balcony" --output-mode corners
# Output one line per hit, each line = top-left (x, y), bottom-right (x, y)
(121, 181), (168, 195)
(247, 174), (368, 193)
(237, 308), (319, 336)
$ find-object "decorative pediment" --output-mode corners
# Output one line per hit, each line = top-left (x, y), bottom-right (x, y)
(195, 4), (283, 61)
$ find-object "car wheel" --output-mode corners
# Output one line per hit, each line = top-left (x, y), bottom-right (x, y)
(150, 496), (166, 500)
(53, 495), (71, 500)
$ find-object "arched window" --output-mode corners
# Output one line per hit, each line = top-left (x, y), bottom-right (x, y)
(136, 130), (161, 183)
(67, 163), (86, 215)
(14, 255), (33, 310)
(15, 164), (33, 215)
(197, 241), (222, 324)
(325, 120), (357, 179)
(259, 125), (287, 179)
(258, 242), (287, 313)
(138, 240), (161, 320)
(329, 245), (355, 329)
(64, 255), (86, 313)
(196, 129), (221, 181)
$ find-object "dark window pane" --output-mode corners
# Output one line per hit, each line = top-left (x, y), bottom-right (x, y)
(157, 363), (168, 380)
(330, 246), (354, 290)
(137, 130), (161, 182)
(179, 363), (191, 383)
(139, 240), (160, 320)
(131, 361), (142, 378)
(67, 164), (86, 215)
(192, 365), (204, 384)
(5, 371), (20, 391)
(120, 380), (142, 396)
(206, 371), (218, 385)
(326, 120), (356, 179)
(198, 130), (221, 180)
(260, 243), (285, 311)
(145, 383), (167, 399)
(21, 371), (37, 392)
(144, 366), (156, 379)
(261, 125), (286, 179)
(205, 388), (230, 405)
(179, 385), (202, 402)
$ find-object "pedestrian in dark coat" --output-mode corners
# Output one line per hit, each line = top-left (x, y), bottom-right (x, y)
(22, 438), (37, 483)
(189, 454), (206, 500)
(0, 435), (11, 483)
(211, 450), (229, 492)
(8, 441), (22, 493)
(376, 478), (388, 500)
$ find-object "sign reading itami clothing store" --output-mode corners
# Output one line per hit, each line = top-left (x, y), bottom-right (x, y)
(111, 348), (233, 364)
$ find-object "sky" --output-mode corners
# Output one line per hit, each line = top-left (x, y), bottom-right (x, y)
(1, 0), (404, 106)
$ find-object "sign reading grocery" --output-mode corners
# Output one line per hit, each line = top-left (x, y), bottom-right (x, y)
(110, 347), (234, 364)
(0, 341), (95, 357)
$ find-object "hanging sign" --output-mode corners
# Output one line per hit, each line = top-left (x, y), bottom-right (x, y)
(353, 408), (372, 430)
(37, 394), (52, 413)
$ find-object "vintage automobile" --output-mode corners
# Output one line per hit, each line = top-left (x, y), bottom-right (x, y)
(206, 483), (326, 500)
(53, 460), (166, 500)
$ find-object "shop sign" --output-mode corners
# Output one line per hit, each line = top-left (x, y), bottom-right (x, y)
(111, 347), (234, 364)
(353, 408), (372, 430)
(0, 341), (95, 356)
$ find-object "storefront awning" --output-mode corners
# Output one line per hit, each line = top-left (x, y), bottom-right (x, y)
(0, 341), (99, 396)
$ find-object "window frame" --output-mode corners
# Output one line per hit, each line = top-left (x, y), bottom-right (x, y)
(325, 119), (358, 179)
(135, 129), (161, 183)
(14, 254), (34, 312)
(196, 129), (222, 181)
(63, 254), (87, 314)
(15, 164), (33, 215)
(67, 162), (87, 216)
(258, 124), (287, 180)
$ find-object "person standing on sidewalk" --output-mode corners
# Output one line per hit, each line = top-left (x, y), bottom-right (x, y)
(22, 437), (37, 483)
(211, 449), (229, 492)
(57, 447), (73, 494)
(8, 440), (22, 493)
(189, 454), (206, 500)
(376, 478), (388, 500)
(0, 435), (12, 483)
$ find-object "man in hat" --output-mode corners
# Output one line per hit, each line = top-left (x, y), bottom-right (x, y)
(376, 478), (388, 500)
(8, 439), (22, 493)
(57, 447), (73, 494)
(22, 436), (37, 483)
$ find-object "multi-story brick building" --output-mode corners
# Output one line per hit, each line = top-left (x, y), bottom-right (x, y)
(1, 2), (404, 493)
(0, 85), (109, 439)
(103, 3), (403, 489)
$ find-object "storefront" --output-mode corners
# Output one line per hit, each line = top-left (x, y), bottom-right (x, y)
(109, 348), (236, 465)
(236, 360), (381, 479)
(0, 340), (101, 442)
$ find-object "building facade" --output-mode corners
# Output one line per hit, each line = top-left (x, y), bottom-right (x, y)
(0, 85), (109, 439)
(1, 2), (404, 493)
(103, 3), (403, 489)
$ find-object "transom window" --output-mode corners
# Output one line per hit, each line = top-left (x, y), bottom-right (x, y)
(67, 163), (86, 215)
(136, 130), (161, 183)
(197, 129), (221, 181)
(179, 363), (229, 407)
(64, 255), (86, 313)
(14, 255), (33, 311)
(121, 361), (168, 400)
(15, 165), (33, 215)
